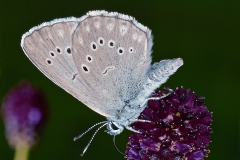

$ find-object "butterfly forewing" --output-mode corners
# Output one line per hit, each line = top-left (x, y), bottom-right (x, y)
(21, 20), (114, 117)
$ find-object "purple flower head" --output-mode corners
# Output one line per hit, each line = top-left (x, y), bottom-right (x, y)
(125, 87), (212, 160)
(1, 81), (48, 148)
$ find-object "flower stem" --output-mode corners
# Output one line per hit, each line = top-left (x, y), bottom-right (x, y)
(14, 143), (30, 160)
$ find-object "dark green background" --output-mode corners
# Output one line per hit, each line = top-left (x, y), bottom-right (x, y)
(1, 0), (239, 159)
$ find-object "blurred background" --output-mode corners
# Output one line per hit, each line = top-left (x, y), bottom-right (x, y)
(1, 0), (239, 159)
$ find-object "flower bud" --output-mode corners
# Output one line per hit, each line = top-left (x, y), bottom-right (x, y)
(2, 81), (48, 148)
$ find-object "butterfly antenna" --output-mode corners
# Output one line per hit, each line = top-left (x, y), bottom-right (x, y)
(113, 136), (125, 155)
(80, 122), (108, 156)
(73, 121), (108, 141)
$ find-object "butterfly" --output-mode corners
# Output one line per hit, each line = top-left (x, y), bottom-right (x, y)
(21, 10), (183, 155)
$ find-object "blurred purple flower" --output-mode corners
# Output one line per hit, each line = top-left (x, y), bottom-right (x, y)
(1, 81), (48, 148)
(125, 87), (212, 160)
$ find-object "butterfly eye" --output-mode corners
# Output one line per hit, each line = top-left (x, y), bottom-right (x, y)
(108, 40), (115, 48)
(91, 42), (97, 51)
(117, 47), (124, 55)
(98, 37), (105, 46)
(129, 47), (134, 53)
(110, 123), (119, 130)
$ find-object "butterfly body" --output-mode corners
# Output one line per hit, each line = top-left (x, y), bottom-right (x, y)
(21, 10), (183, 136)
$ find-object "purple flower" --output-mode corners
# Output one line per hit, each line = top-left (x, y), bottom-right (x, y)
(1, 81), (48, 148)
(125, 87), (212, 160)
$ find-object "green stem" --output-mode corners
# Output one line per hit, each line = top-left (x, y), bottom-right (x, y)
(14, 143), (30, 160)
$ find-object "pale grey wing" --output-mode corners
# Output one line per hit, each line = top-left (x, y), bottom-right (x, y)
(71, 11), (153, 117)
(21, 19), (113, 117)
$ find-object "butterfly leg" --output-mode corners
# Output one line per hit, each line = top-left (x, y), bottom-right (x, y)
(125, 125), (142, 134)
(137, 91), (172, 109)
(128, 91), (173, 121)
(129, 119), (151, 123)
(147, 91), (172, 101)
(125, 119), (153, 134)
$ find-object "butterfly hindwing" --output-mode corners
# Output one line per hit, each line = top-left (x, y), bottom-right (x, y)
(72, 13), (153, 115)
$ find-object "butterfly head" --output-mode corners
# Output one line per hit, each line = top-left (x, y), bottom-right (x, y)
(106, 121), (124, 136)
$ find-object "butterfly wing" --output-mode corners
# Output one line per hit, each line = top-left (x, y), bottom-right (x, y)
(21, 10), (153, 118)
(71, 11), (153, 116)
(21, 17), (113, 117)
